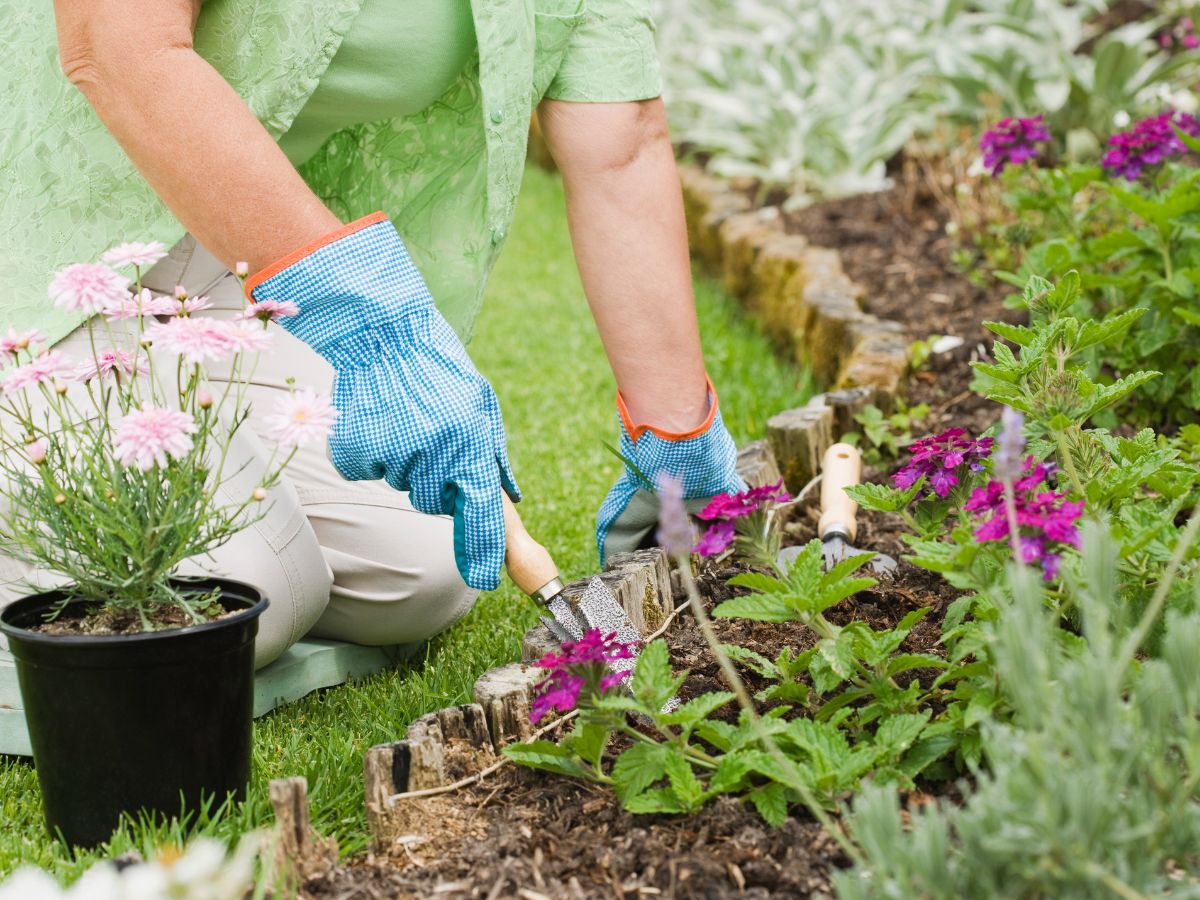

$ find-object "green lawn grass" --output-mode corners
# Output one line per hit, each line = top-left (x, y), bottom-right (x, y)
(0, 165), (812, 883)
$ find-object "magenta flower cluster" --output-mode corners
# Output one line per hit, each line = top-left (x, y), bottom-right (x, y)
(892, 428), (994, 500)
(530, 629), (637, 723)
(979, 115), (1052, 176)
(964, 459), (1084, 581)
(1102, 110), (1200, 180)
(692, 480), (790, 557)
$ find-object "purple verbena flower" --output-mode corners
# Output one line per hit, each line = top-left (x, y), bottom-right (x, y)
(1102, 110), (1197, 180)
(979, 115), (1052, 176)
(892, 428), (994, 501)
(697, 479), (790, 521)
(530, 630), (638, 723)
(691, 479), (789, 558)
(693, 519), (737, 557)
(964, 457), (1084, 581)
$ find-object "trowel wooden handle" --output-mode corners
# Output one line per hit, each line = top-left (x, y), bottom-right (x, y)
(818, 443), (861, 543)
(502, 493), (562, 602)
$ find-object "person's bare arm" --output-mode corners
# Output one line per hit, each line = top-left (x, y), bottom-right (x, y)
(54, 0), (339, 273)
(535, 98), (709, 433)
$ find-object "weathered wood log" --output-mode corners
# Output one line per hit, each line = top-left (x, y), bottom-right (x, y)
(719, 210), (782, 300)
(822, 387), (874, 437)
(264, 777), (338, 888)
(736, 440), (784, 488)
(522, 622), (561, 662)
(473, 662), (542, 748)
(767, 400), (835, 493)
(605, 547), (673, 619)
(561, 565), (662, 635)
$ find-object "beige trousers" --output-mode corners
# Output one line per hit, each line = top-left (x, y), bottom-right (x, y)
(0, 237), (477, 668)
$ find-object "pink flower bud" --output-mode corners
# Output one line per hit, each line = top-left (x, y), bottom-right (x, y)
(26, 439), (47, 465)
(174, 284), (188, 300)
(197, 387), (214, 409)
(252, 487), (268, 502)
(235, 261), (249, 278)
(54, 381), (68, 396)
(1182, 16), (1194, 32)
(1185, 34), (1199, 49)
(1162, 32), (1175, 48)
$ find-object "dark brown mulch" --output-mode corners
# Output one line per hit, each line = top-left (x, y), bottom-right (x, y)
(785, 164), (1024, 438)
(30, 599), (230, 636)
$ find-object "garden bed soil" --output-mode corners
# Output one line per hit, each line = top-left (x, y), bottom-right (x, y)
(784, 163), (1024, 438)
(301, 500), (954, 899)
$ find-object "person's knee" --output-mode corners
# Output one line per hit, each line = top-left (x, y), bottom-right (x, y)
(308, 528), (478, 647)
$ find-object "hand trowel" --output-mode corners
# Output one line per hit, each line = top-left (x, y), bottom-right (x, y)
(777, 443), (898, 576)
(502, 495), (642, 681)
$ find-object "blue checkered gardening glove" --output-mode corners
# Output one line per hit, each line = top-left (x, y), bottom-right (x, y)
(596, 380), (744, 565)
(247, 212), (519, 591)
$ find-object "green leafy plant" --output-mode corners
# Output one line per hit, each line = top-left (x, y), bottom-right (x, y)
(843, 401), (930, 465)
(836, 519), (1200, 898)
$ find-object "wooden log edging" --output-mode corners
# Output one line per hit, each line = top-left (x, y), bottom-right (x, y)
(363, 546), (676, 852)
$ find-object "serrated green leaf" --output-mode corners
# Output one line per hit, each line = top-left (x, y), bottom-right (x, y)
(502, 741), (589, 779)
(664, 752), (704, 809)
(611, 742), (669, 802)
(631, 639), (685, 711)
(749, 782), (790, 827)
(875, 711), (931, 756)
(623, 788), (685, 815)
(658, 691), (736, 731)
(722, 644), (778, 678)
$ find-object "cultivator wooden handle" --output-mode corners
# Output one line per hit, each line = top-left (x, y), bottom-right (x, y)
(818, 443), (862, 543)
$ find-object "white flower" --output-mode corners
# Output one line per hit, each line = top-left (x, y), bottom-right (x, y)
(1112, 109), (1132, 128)
(100, 241), (168, 270)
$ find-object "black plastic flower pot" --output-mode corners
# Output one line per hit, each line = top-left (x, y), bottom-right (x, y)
(0, 577), (267, 848)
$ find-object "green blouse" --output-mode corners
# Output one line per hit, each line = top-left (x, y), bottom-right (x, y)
(0, 0), (662, 347)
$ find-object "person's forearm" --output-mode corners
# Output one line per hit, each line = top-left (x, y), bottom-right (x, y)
(537, 98), (708, 433)
(55, 0), (338, 273)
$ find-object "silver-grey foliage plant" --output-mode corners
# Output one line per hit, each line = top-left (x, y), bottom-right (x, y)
(655, 0), (1196, 202)
(835, 520), (1200, 898)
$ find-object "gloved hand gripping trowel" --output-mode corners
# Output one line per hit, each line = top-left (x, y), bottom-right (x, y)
(502, 495), (643, 681)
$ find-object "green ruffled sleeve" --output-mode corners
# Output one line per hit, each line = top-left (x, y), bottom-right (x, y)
(542, 0), (662, 103)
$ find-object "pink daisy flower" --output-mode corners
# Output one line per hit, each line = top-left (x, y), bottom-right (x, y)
(264, 389), (337, 448)
(2, 351), (68, 395)
(143, 317), (238, 364)
(0, 328), (45, 355)
(100, 241), (168, 270)
(102, 288), (177, 321)
(241, 299), (300, 323)
(113, 406), (197, 471)
(73, 349), (139, 383)
(48, 263), (130, 315)
(227, 321), (274, 354)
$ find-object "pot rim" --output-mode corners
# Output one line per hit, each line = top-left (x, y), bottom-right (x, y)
(0, 576), (268, 646)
